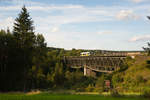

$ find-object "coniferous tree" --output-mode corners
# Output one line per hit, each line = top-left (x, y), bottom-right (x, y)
(13, 5), (35, 48)
(13, 5), (36, 91)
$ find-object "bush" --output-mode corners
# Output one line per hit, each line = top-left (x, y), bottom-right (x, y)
(112, 74), (123, 86)
(85, 84), (95, 92)
(146, 60), (150, 69)
(142, 88), (150, 98)
(75, 88), (85, 92)
(94, 87), (103, 94)
(110, 88), (120, 97)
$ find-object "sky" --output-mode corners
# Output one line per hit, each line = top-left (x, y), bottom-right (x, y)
(0, 0), (150, 50)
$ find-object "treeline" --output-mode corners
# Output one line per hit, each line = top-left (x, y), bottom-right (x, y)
(0, 6), (95, 92)
(0, 6), (47, 91)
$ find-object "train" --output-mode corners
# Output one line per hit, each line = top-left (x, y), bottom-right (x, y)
(80, 52), (91, 56)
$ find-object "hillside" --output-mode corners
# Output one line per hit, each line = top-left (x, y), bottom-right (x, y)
(112, 56), (150, 93)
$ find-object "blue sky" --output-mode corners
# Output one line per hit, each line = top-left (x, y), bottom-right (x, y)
(0, 0), (150, 50)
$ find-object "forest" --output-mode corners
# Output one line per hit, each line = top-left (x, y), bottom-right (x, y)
(0, 6), (95, 92)
(0, 6), (150, 97)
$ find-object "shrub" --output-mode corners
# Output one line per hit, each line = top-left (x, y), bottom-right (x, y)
(91, 87), (104, 93)
(112, 74), (123, 86)
(75, 88), (85, 92)
(146, 60), (150, 69)
(110, 88), (120, 97)
(136, 75), (145, 84)
(146, 60), (150, 64)
(85, 84), (95, 92)
(142, 88), (150, 98)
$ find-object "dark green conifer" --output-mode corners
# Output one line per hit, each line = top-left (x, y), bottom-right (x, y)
(13, 5), (35, 91)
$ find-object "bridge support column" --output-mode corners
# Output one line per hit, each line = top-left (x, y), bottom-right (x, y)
(84, 65), (96, 77)
(84, 66), (87, 76)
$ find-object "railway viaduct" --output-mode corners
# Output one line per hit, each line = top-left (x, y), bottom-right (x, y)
(63, 56), (126, 76)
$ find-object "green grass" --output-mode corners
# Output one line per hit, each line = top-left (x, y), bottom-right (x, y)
(0, 93), (149, 100)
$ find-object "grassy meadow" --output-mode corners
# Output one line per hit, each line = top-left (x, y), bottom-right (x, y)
(0, 93), (149, 100)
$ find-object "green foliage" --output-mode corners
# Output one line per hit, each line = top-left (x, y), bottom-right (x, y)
(146, 60), (150, 69)
(96, 75), (104, 87)
(110, 88), (120, 97)
(13, 5), (36, 91)
(112, 73), (123, 86)
(142, 88), (150, 98)
(85, 84), (95, 92)
(95, 75), (105, 92)
(13, 6), (34, 34)
(64, 70), (95, 90)
(51, 63), (65, 87)
(0, 6), (48, 91)
(136, 75), (145, 83)
(143, 42), (150, 55)
(111, 56), (150, 93)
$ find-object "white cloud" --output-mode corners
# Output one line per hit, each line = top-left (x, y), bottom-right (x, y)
(51, 27), (59, 32)
(0, 5), (114, 25)
(0, 5), (83, 11)
(0, 0), (44, 6)
(0, 17), (14, 30)
(130, 0), (146, 3)
(0, 4), (146, 25)
(34, 10), (112, 29)
(130, 35), (150, 42)
(116, 10), (139, 20)
(97, 31), (113, 35)
(28, 5), (83, 11)
(0, 6), (21, 11)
